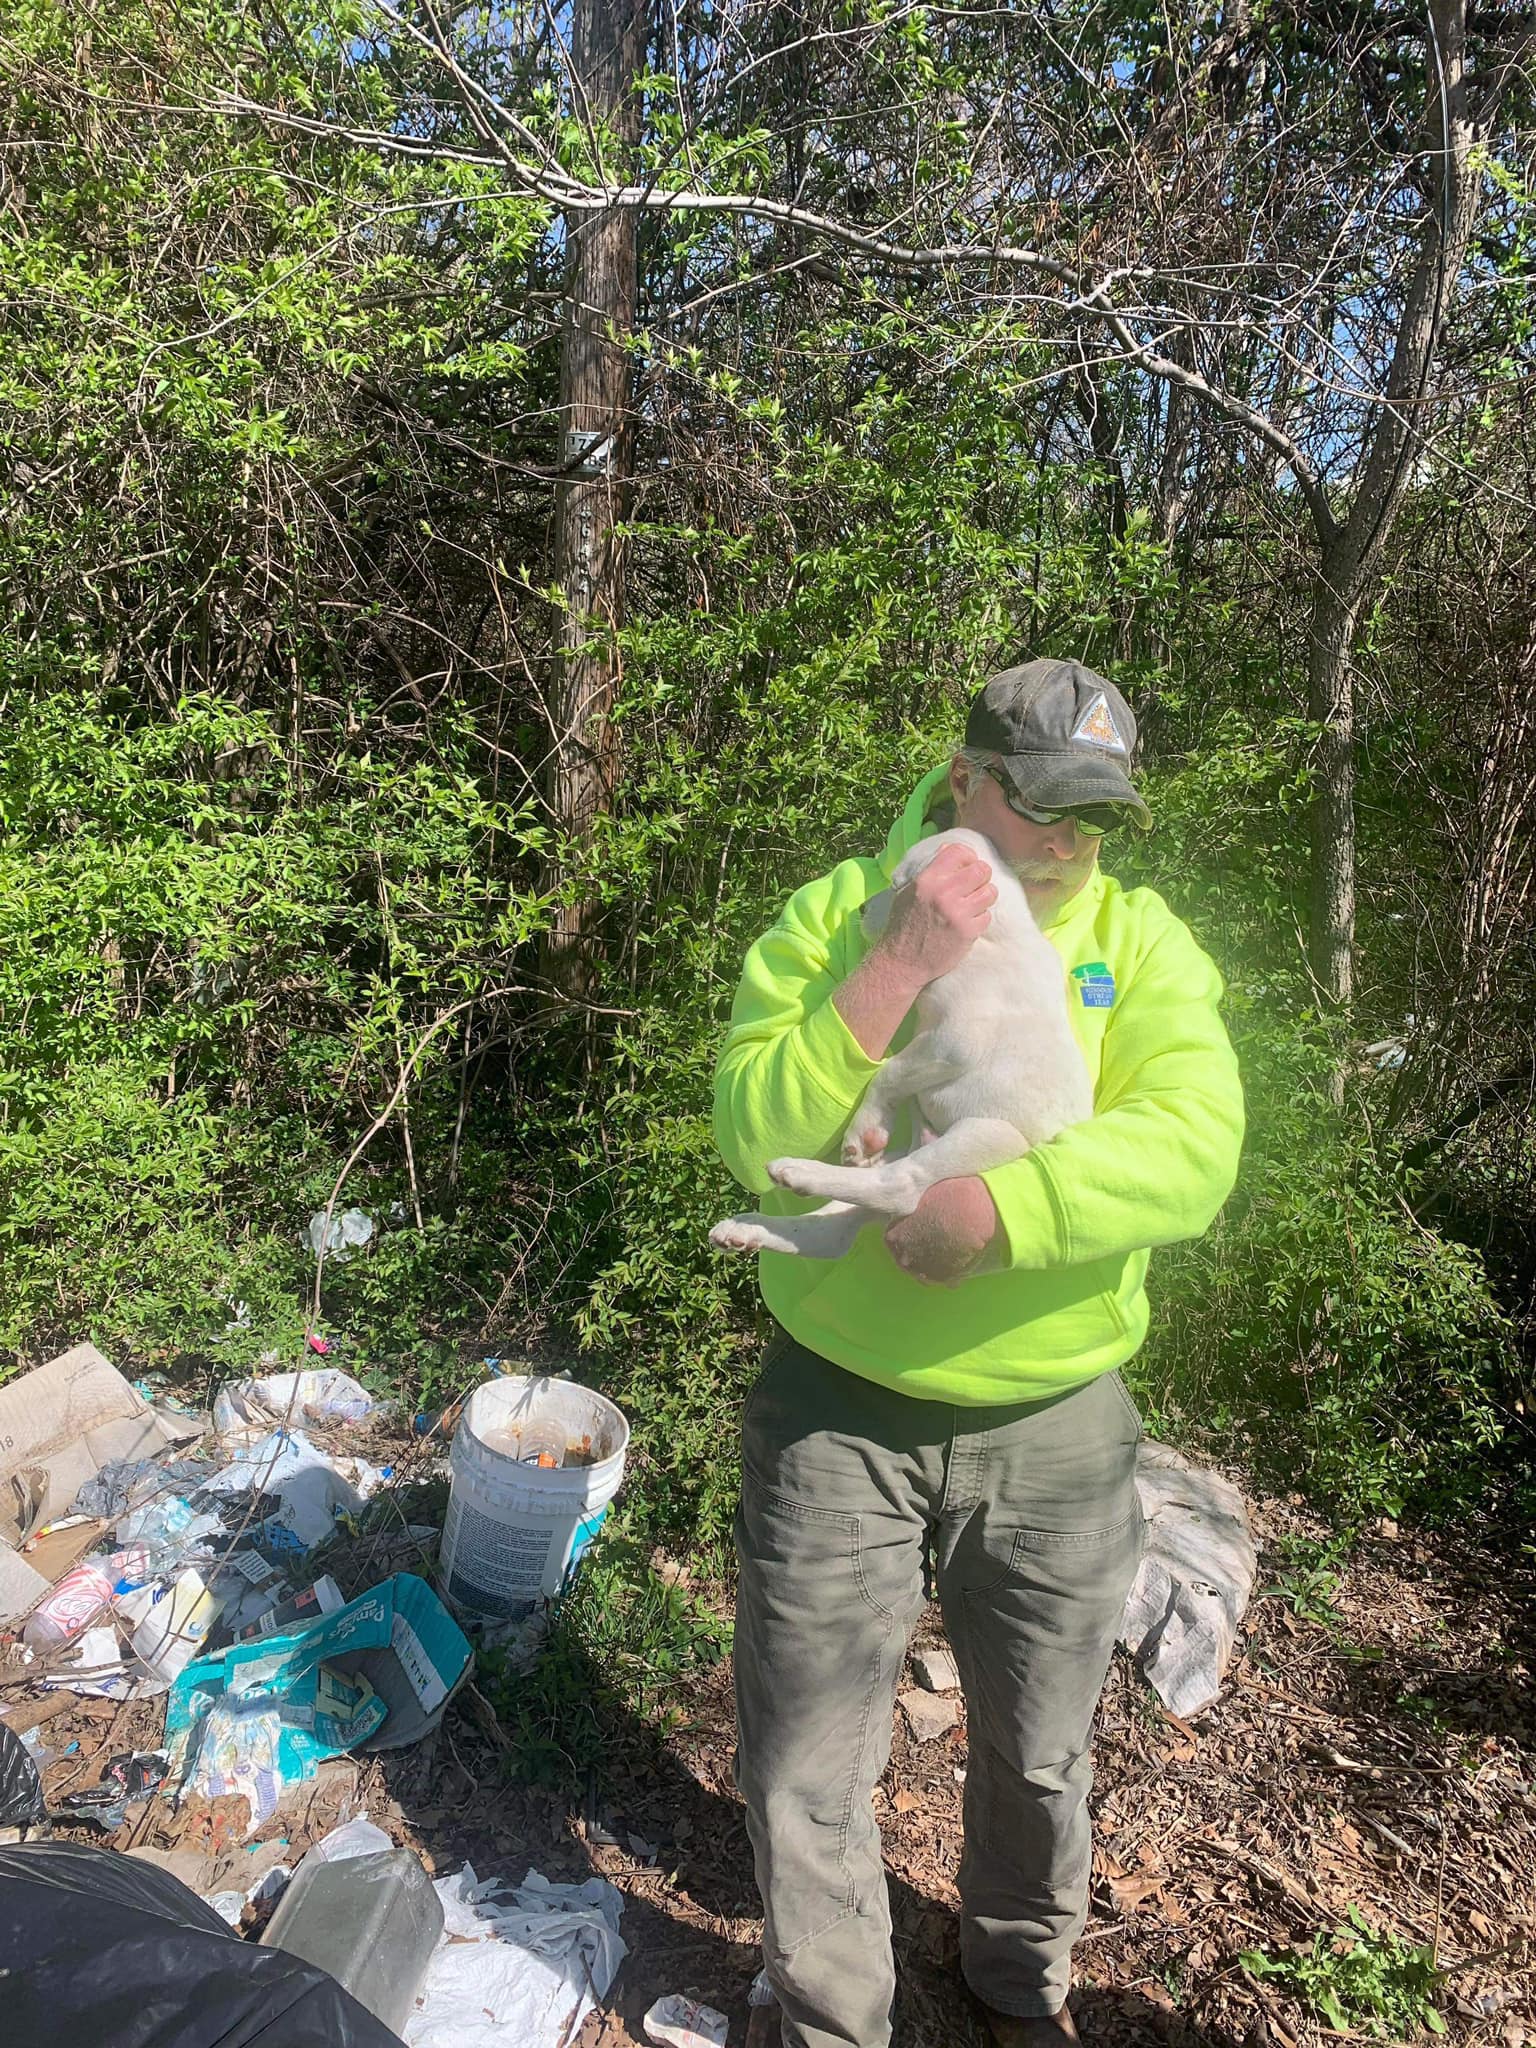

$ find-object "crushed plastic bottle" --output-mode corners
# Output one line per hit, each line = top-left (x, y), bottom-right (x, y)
(116, 1493), (222, 1565)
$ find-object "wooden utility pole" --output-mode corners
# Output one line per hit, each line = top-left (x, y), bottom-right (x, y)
(545, 0), (647, 1003)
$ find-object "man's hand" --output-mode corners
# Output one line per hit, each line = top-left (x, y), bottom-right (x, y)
(884, 1175), (1002, 1285)
(875, 842), (996, 988)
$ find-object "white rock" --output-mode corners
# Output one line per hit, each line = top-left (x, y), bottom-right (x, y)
(912, 1647), (960, 1693)
(898, 1689), (960, 1742)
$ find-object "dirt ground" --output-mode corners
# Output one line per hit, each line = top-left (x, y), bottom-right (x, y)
(7, 1473), (1533, 2047)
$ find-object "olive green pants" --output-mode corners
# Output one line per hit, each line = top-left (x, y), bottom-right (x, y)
(733, 1331), (1144, 2048)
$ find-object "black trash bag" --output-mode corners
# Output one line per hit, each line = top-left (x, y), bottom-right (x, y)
(0, 1839), (409, 2048)
(0, 1724), (45, 1828)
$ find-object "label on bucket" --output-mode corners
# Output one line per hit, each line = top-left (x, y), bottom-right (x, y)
(445, 1495), (555, 1615)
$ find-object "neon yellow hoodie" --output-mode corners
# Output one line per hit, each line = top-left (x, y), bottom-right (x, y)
(713, 766), (1244, 1404)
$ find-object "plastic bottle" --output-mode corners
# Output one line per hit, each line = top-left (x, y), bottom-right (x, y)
(22, 1558), (116, 1652)
(116, 1494), (222, 1562)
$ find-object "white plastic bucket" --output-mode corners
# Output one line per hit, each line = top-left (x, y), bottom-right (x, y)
(439, 1375), (629, 1620)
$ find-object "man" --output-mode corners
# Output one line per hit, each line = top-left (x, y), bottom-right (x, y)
(713, 658), (1244, 2048)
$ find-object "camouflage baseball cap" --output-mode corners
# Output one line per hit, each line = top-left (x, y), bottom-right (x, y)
(964, 658), (1151, 826)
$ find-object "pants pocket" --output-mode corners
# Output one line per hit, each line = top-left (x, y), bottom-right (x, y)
(1104, 1370), (1145, 1442)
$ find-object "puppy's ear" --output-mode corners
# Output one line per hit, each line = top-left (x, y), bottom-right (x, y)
(862, 888), (894, 939)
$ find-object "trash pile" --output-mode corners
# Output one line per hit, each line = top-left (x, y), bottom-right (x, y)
(0, 1344), (407, 1710)
(1, 1338), (638, 2048)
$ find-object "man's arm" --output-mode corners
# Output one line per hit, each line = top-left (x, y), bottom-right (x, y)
(713, 844), (997, 1192)
(834, 842), (997, 1057)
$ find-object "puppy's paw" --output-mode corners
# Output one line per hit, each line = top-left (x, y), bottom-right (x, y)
(842, 1123), (889, 1167)
(766, 1155), (826, 1195)
(710, 1216), (758, 1253)
(710, 1215), (799, 1257)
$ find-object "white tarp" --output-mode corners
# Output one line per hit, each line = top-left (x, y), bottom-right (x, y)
(1118, 1440), (1257, 1719)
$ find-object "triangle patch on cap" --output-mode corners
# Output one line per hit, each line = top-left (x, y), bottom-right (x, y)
(1071, 691), (1126, 753)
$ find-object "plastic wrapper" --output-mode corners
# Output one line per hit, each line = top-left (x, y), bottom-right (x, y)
(644, 1995), (729, 2047)
(165, 1573), (471, 1832)
(201, 1427), (380, 1551)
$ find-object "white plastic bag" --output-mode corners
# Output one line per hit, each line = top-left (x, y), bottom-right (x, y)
(405, 1865), (625, 2048)
(214, 1369), (377, 1443)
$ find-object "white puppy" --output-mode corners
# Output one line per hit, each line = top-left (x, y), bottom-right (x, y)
(711, 828), (1092, 1262)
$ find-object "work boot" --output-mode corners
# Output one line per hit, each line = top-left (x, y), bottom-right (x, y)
(981, 2004), (1082, 2046)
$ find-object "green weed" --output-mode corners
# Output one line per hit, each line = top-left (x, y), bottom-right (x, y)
(1241, 1908), (1447, 2038)
(1266, 1533), (1351, 1628)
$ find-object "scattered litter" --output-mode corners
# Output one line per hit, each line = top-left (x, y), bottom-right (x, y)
(171, 1658), (385, 1832)
(644, 1994), (729, 2048)
(214, 1369), (379, 1443)
(54, 1749), (169, 1830)
(0, 1343), (201, 1549)
(898, 1689), (960, 1742)
(263, 1844), (444, 2034)
(165, 1574), (471, 1831)
(120, 1566), (222, 1685)
(116, 1493), (222, 1565)
(912, 1646), (960, 1694)
(22, 1557), (117, 1652)
(748, 1970), (777, 2008)
(306, 1207), (377, 1261)
(211, 1548), (289, 1637)
(39, 1622), (130, 1695)
(405, 1865), (626, 2048)
(74, 1455), (208, 1522)
(202, 1427), (381, 1551)
(230, 1573), (344, 1644)
(1117, 1441), (1258, 1719)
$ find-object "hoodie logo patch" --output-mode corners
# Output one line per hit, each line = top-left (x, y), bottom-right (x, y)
(1071, 961), (1116, 1009)
(1071, 692), (1126, 754)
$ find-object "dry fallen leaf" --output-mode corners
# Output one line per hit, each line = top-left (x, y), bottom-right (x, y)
(1108, 1871), (1167, 1911)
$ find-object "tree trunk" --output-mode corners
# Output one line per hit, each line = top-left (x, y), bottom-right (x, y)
(545, 0), (647, 1004)
(1305, 0), (1480, 1010)
(1306, 555), (1361, 1011)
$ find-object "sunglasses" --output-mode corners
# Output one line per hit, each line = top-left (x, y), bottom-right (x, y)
(980, 762), (1126, 836)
